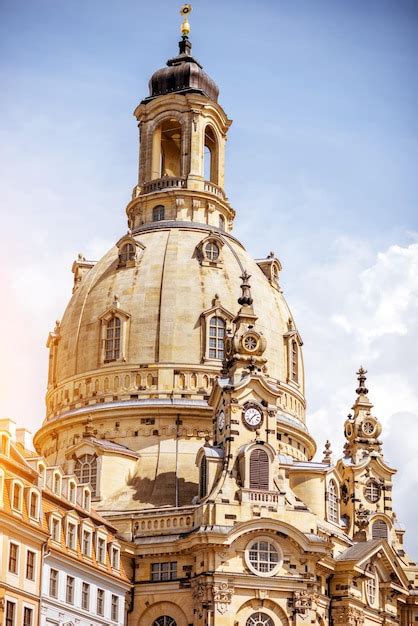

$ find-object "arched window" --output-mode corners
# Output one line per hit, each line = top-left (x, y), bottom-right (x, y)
(205, 241), (219, 261)
(12, 482), (23, 511)
(75, 455), (98, 497)
(249, 449), (269, 491)
(372, 519), (388, 540)
(29, 491), (39, 519)
(119, 243), (135, 266)
(152, 118), (182, 179)
(199, 457), (207, 499)
(246, 612), (274, 626)
(291, 339), (298, 383)
(209, 316), (225, 359)
(365, 479), (381, 503)
(105, 317), (121, 362)
(53, 473), (61, 495)
(203, 126), (218, 183)
(219, 214), (225, 230)
(327, 480), (339, 524)
(68, 481), (76, 504)
(153, 618), (176, 626)
(153, 205), (165, 222)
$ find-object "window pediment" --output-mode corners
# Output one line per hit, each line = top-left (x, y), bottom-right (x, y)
(116, 233), (145, 268)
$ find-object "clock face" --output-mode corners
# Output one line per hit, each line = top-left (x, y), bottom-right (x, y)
(362, 420), (375, 435)
(243, 405), (263, 429)
(217, 410), (225, 431)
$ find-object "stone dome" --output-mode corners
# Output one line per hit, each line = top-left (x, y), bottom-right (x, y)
(144, 38), (219, 103)
(43, 222), (306, 431)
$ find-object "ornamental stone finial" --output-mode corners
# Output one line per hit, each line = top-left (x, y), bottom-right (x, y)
(322, 439), (332, 464)
(238, 270), (253, 306)
(355, 366), (369, 396)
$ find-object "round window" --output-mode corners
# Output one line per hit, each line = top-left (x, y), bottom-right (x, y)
(243, 334), (259, 352)
(153, 618), (176, 626)
(362, 420), (375, 436)
(245, 536), (282, 577)
(205, 242), (219, 261)
(246, 613), (274, 626)
(364, 479), (381, 503)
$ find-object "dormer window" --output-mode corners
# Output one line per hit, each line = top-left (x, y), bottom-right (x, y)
(284, 320), (303, 387)
(68, 481), (76, 504)
(116, 234), (144, 269)
(111, 545), (120, 570)
(53, 473), (61, 496)
(84, 488), (91, 511)
(66, 520), (77, 550)
(75, 454), (97, 497)
(327, 480), (339, 524)
(119, 243), (135, 265)
(12, 481), (23, 512)
(38, 463), (46, 487)
(196, 234), (224, 268)
(153, 205), (165, 221)
(29, 491), (40, 520)
(205, 241), (219, 261)
(105, 316), (121, 362)
(209, 316), (226, 360)
(291, 339), (298, 383)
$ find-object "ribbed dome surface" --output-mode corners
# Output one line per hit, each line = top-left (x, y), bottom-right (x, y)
(145, 39), (219, 102)
(48, 224), (305, 422)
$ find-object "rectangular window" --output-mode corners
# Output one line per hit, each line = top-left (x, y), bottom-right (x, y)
(29, 492), (38, 519)
(51, 517), (61, 542)
(111, 594), (119, 621)
(66, 575), (75, 604)
(82, 582), (90, 611)
(49, 568), (58, 598)
(23, 607), (33, 626)
(97, 588), (105, 616)
(82, 530), (91, 556)
(111, 546), (120, 569)
(12, 484), (21, 510)
(5, 601), (16, 626)
(8, 543), (19, 574)
(67, 522), (76, 549)
(97, 536), (106, 563)
(26, 550), (35, 580)
(151, 561), (177, 582)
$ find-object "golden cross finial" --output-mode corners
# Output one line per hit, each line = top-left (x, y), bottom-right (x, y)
(180, 4), (192, 38)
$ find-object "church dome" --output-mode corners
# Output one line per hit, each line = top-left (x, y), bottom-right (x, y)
(35, 20), (316, 509)
(43, 222), (306, 435)
(145, 38), (219, 102)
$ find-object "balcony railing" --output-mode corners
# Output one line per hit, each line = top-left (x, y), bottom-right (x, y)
(240, 488), (282, 504)
(204, 181), (227, 200)
(142, 177), (186, 194)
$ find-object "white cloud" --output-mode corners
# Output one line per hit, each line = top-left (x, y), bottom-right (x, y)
(293, 239), (418, 557)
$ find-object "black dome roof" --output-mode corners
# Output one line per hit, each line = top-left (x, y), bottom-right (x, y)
(144, 39), (219, 103)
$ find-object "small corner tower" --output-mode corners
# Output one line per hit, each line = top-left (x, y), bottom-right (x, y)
(338, 368), (398, 544)
(343, 367), (383, 463)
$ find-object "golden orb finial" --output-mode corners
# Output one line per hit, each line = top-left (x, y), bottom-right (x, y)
(180, 3), (192, 38)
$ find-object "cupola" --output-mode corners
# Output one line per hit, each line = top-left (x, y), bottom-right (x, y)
(127, 4), (235, 233)
(145, 38), (219, 103)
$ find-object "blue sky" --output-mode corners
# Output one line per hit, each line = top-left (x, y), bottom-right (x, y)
(1, 1), (418, 554)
